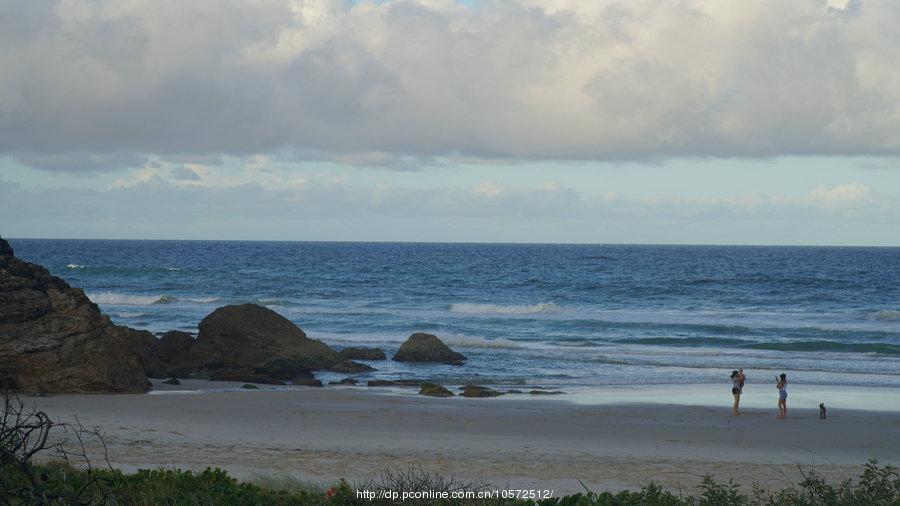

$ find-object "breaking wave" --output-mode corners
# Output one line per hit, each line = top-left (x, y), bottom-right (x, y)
(873, 310), (900, 321)
(449, 302), (560, 315)
(87, 292), (219, 305)
(88, 292), (170, 305)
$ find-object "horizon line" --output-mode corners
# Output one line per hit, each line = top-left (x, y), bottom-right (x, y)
(5, 236), (899, 249)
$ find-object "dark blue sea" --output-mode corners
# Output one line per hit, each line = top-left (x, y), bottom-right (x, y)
(9, 240), (900, 395)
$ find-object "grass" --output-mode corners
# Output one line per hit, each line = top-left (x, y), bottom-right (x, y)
(1, 459), (898, 505)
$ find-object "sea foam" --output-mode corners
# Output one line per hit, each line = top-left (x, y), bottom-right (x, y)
(449, 302), (560, 315)
(874, 310), (900, 321)
(88, 292), (172, 305)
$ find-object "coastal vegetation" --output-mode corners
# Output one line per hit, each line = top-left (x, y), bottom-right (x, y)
(3, 460), (898, 505)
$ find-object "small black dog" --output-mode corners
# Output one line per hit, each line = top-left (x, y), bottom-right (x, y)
(819, 403), (827, 419)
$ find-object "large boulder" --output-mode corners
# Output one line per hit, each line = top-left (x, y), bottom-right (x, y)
(392, 333), (467, 364)
(339, 347), (386, 361)
(192, 304), (340, 371)
(0, 237), (150, 394)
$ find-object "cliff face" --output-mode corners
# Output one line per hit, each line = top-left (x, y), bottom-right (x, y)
(0, 237), (150, 393)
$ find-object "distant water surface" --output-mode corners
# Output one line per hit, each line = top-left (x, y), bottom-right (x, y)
(10, 240), (900, 401)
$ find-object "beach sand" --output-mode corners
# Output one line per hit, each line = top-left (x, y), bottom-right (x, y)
(27, 382), (900, 496)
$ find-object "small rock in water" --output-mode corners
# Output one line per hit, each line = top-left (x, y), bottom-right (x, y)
(328, 378), (359, 385)
(419, 382), (455, 397)
(162, 378), (181, 385)
(459, 385), (504, 398)
(241, 384), (258, 390)
(392, 333), (467, 363)
(293, 378), (323, 387)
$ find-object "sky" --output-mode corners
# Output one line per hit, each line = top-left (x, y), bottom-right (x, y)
(1, 0), (899, 245)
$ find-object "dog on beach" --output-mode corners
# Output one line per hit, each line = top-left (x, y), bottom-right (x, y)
(819, 403), (827, 419)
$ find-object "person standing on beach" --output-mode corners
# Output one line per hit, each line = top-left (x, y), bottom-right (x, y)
(730, 369), (746, 415)
(776, 373), (788, 419)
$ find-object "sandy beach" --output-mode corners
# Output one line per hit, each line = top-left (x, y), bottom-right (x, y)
(27, 383), (900, 496)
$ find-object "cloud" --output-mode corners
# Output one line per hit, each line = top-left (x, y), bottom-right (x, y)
(168, 166), (201, 181)
(808, 182), (880, 208)
(12, 152), (148, 173)
(2, 0), (900, 171)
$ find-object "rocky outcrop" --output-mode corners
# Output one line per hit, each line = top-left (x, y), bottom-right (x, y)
(392, 333), (466, 364)
(328, 359), (375, 373)
(126, 327), (168, 379)
(0, 236), (150, 394)
(419, 382), (454, 397)
(156, 330), (194, 364)
(339, 347), (386, 361)
(192, 304), (340, 371)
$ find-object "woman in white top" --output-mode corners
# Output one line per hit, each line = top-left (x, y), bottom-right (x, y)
(730, 369), (745, 415)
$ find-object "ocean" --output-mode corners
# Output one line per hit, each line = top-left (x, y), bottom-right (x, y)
(9, 239), (900, 401)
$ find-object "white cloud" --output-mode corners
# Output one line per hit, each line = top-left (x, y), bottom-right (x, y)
(471, 181), (507, 198)
(808, 182), (878, 207)
(3, 0), (900, 171)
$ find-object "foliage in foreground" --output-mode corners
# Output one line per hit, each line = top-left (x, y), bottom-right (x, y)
(0, 459), (898, 505)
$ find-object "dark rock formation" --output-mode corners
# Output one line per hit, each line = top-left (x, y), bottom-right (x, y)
(392, 333), (466, 364)
(126, 327), (168, 379)
(293, 378), (323, 387)
(328, 359), (376, 373)
(192, 304), (339, 371)
(419, 382), (454, 397)
(529, 390), (565, 395)
(0, 236), (150, 394)
(162, 378), (181, 385)
(156, 330), (194, 364)
(459, 385), (504, 398)
(254, 358), (313, 381)
(339, 347), (386, 361)
(241, 384), (258, 389)
(329, 378), (359, 385)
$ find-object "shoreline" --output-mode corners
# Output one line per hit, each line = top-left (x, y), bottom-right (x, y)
(28, 384), (900, 496)
(148, 378), (900, 414)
